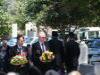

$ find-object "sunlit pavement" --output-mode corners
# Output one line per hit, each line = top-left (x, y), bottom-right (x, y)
(79, 63), (100, 75)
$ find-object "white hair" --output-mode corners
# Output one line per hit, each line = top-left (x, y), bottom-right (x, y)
(38, 31), (46, 37)
(6, 72), (19, 75)
(68, 71), (81, 75)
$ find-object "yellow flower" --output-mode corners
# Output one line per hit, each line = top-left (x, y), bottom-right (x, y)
(41, 51), (55, 62)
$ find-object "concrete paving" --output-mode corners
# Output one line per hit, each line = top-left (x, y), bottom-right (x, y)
(79, 64), (95, 75)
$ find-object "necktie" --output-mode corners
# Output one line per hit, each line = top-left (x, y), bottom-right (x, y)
(42, 43), (45, 52)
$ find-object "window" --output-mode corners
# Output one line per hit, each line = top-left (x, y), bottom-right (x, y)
(88, 31), (99, 39)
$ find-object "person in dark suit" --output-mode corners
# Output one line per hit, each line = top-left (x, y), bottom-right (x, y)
(9, 34), (29, 75)
(31, 31), (51, 75)
(65, 32), (80, 74)
(48, 31), (64, 71)
(27, 44), (42, 75)
(0, 40), (10, 73)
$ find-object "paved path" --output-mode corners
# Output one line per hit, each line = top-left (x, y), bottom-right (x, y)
(79, 64), (95, 75)
(45, 63), (100, 75)
(94, 62), (100, 75)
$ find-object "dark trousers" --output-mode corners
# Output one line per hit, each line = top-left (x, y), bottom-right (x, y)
(9, 63), (32, 75)
(35, 62), (52, 75)
(0, 61), (9, 73)
(29, 65), (42, 75)
(10, 64), (42, 75)
(12, 65), (29, 75)
(65, 59), (78, 74)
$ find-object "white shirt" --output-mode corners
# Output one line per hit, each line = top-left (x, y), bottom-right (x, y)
(79, 41), (88, 64)
(39, 42), (46, 52)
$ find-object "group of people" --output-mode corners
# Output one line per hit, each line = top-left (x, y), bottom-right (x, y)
(0, 31), (88, 75)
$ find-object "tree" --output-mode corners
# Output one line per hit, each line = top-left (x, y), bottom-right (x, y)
(1, 0), (100, 36)
(25, 0), (90, 28)
(0, 0), (11, 38)
(88, 0), (100, 26)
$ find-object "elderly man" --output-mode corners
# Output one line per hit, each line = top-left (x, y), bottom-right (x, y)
(31, 31), (50, 75)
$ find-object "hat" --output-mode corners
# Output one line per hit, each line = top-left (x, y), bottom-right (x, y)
(52, 31), (58, 37)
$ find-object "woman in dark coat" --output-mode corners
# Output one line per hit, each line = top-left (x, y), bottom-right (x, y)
(65, 32), (80, 74)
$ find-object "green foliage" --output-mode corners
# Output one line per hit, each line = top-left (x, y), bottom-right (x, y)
(10, 0), (29, 30)
(88, 0), (100, 26)
(0, 25), (11, 38)
(0, 0), (4, 6)
(0, 1), (11, 38)
(1, 0), (100, 36)
(25, 0), (90, 28)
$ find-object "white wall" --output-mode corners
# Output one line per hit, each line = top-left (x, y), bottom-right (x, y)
(12, 23), (17, 37)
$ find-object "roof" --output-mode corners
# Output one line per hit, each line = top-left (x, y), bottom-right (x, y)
(80, 27), (100, 31)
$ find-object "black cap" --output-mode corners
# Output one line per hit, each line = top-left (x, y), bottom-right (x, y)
(52, 31), (58, 37)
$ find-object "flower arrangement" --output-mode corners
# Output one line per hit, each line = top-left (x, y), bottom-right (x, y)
(40, 51), (55, 62)
(10, 55), (28, 65)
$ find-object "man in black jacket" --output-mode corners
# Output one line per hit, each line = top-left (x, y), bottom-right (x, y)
(0, 40), (10, 73)
(65, 32), (80, 74)
(31, 31), (50, 75)
(9, 35), (28, 75)
(48, 31), (64, 71)
(9, 34), (41, 75)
